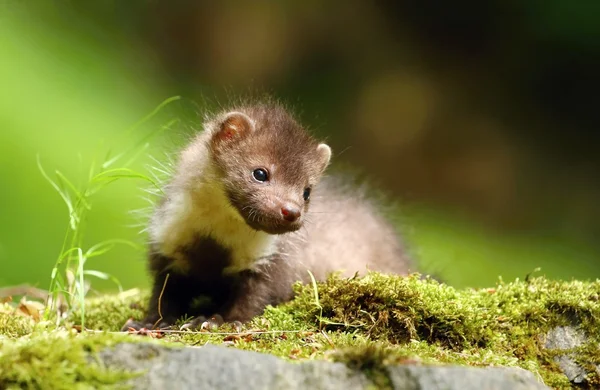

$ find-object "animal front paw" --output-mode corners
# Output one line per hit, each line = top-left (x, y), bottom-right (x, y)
(180, 314), (242, 332)
(120, 317), (174, 332)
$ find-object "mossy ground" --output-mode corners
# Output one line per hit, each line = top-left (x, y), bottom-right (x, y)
(0, 315), (141, 389)
(1, 273), (599, 389)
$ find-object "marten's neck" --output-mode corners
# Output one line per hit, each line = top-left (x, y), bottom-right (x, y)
(149, 141), (278, 274)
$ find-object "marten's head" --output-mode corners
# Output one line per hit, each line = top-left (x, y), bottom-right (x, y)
(207, 103), (331, 235)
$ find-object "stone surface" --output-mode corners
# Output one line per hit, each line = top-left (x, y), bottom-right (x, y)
(386, 365), (548, 390)
(543, 325), (599, 385)
(99, 343), (370, 390)
(99, 343), (550, 390)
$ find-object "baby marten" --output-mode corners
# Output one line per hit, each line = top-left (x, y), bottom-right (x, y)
(123, 101), (412, 331)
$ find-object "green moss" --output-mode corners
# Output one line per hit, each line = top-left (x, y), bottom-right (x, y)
(117, 273), (598, 387)
(0, 304), (34, 338)
(1, 274), (598, 389)
(69, 289), (149, 331)
(279, 273), (600, 386)
(0, 330), (140, 389)
(331, 342), (397, 390)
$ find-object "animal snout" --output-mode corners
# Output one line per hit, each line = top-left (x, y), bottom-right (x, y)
(281, 205), (301, 222)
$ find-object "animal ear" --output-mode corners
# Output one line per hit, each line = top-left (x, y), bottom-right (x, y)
(316, 143), (332, 173)
(213, 111), (255, 144)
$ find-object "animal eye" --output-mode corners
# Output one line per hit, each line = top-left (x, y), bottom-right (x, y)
(252, 168), (269, 182)
(303, 187), (311, 201)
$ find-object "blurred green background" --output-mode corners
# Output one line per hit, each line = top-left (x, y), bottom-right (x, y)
(1, 1), (599, 293)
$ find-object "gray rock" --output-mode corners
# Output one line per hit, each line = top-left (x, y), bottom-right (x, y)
(99, 343), (550, 390)
(544, 326), (586, 351)
(387, 365), (549, 390)
(543, 325), (598, 384)
(99, 343), (370, 390)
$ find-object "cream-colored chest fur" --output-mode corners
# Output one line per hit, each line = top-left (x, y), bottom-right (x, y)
(149, 184), (277, 272)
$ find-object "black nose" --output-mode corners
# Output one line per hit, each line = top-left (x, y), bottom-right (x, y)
(281, 206), (301, 222)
